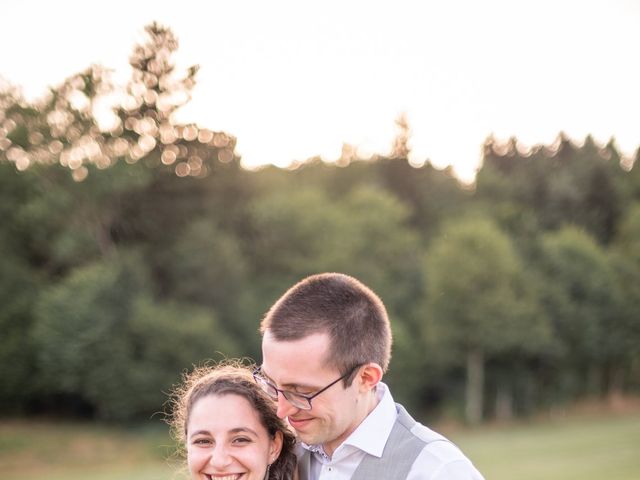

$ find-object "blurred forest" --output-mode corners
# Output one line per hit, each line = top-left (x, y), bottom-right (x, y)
(1, 23), (639, 424)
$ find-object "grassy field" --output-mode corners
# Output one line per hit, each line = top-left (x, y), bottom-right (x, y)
(449, 409), (640, 480)
(0, 419), (182, 480)
(1, 409), (639, 480)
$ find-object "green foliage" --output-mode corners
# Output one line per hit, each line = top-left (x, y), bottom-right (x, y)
(613, 202), (640, 263)
(32, 253), (147, 418)
(0, 255), (40, 410)
(160, 218), (256, 351)
(0, 163), (42, 411)
(423, 216), (551, 422)
(477, 133), (626, 244)
(536, 226), (622, 398)
(424, 217), (547, 356)
(125, 297), (240, 413)
(248, 184), (421, 316)
(608, 204), (640, 386)
(31, 252), (234, 420)
(538, 227), (616, 361)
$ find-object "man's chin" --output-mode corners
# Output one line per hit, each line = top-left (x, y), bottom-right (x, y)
(295, 430), (318, 445)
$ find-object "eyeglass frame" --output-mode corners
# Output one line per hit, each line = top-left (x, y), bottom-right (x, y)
(252, 363), (363, 410)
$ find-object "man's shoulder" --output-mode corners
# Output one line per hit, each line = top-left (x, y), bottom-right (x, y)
(395, 403), (484, 477)
(396, 408), (459, 456)
(394, 402), (448, 444)
(407, 421), (450, 445)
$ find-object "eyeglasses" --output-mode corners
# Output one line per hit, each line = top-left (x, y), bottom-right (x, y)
(252, 364), (362, 410)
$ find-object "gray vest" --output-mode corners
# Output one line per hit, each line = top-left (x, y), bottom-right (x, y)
(299, 404), (450, 480)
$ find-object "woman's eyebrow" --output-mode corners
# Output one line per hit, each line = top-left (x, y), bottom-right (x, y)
(229, 427), (258, 436)
(189, 427), (259, 438)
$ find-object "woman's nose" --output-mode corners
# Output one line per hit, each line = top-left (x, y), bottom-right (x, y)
(209, 443), (232, 468)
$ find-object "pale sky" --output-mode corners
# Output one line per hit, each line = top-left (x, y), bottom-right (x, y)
(2, 0), (639, 182)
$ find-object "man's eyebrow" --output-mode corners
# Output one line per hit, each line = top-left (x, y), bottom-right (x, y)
(260, 368), (316, 390)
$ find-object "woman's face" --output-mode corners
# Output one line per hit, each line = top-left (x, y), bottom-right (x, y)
(187, 393), (282, 480)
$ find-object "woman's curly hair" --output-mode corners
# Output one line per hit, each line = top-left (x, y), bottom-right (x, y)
(167, 360), (297, 480)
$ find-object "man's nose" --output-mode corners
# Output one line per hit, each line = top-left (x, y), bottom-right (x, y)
(276, 392), (300, 419)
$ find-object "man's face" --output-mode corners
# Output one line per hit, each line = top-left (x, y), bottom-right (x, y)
(261, 330), (363, 457)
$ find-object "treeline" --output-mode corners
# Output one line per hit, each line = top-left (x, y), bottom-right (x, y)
(1, 24), (639, 424)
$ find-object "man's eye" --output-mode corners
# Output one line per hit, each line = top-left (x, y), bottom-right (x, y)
(291, 388), (313, 396)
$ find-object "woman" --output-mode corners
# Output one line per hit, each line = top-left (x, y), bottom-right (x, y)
(169, 362), (297, 480)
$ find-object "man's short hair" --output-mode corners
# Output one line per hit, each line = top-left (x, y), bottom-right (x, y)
(260, 272), (392, 376)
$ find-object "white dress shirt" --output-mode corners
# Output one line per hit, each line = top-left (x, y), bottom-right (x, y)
(300, 382), (484, 480)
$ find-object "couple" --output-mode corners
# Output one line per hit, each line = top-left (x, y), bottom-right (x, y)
(170, 272), (485, 479)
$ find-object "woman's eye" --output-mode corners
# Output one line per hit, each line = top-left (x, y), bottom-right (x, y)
(233, 436), (252, 444)
(193, 438), (212, 446)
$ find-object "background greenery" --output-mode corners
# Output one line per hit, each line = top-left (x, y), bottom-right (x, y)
(1, 23), (639, 430)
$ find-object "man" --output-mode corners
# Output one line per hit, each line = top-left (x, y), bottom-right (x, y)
(254, 272), (484, 479)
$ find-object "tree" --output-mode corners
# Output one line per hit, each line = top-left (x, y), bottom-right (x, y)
(1, 22), (237, 181)
(476, 133), (626, 244)
(607, 203), (640, 398)
(537, 226), (620, 399)
(32, 251), (237, 419)
(111, 22), (238, 178)
(0, 254), (40, 412)
(160, 218), (255, 351)
(0, 159), (45, 413)
(423, 217), (548, 423)
(1, 65), (112, 180)
(390, 112), (411, 159)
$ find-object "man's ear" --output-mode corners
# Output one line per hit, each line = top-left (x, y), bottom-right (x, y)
(356, 363), (383, 393)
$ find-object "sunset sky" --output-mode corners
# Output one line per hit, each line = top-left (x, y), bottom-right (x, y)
(3, 0), (639, 182)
